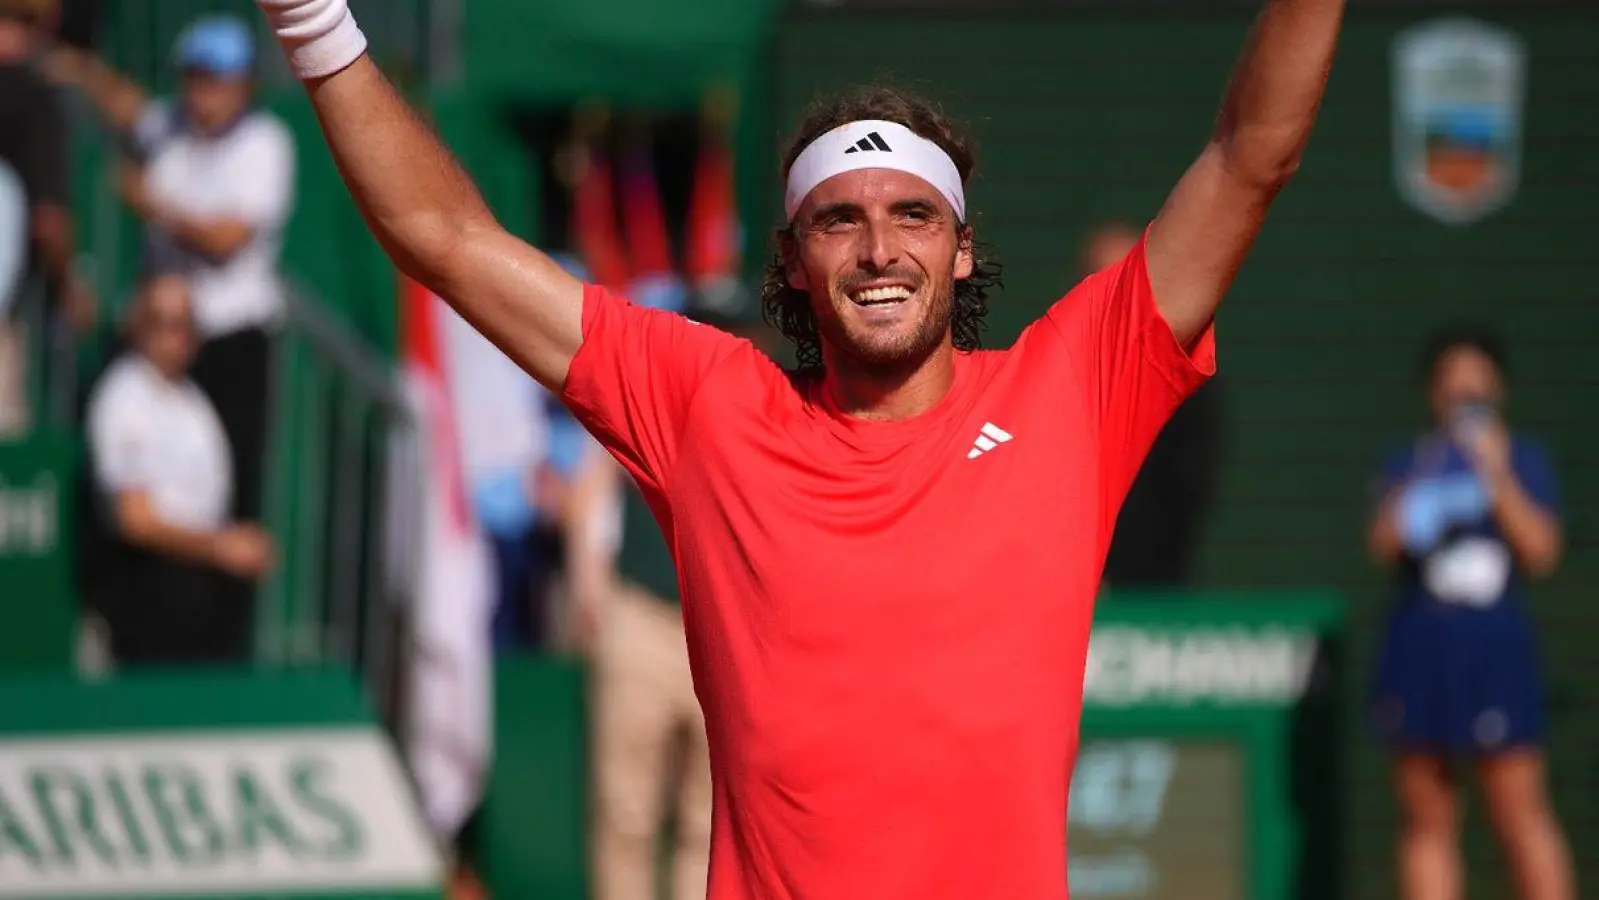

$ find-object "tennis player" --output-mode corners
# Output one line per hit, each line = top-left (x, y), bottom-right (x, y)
(251, 0), (1344, 896)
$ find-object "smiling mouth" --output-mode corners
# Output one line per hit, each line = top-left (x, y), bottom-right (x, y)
(849, 285), (915, 306)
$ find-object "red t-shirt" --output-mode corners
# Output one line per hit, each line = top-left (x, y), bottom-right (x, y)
(562, 236), (1215, 900)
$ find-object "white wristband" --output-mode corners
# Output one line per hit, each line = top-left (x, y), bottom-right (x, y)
(257, 0), (368, 80)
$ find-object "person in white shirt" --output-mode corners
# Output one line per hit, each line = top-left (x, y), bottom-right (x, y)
(51, 14), (295, 521)
(84, 273), (275, 665)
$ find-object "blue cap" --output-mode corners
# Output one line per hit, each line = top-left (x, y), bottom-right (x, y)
(173, 15), (256, 78)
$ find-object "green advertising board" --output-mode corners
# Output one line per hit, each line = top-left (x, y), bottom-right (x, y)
(1077, 593), (1346, 900)
(0, 668), (444, 899)
(0, 436), (78, 674)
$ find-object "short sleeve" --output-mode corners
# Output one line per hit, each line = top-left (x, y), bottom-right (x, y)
(85, 373), (153, 493)
(1512, 438), (1560, 515)
(1042, 231), (1216, 516)
(560, 284), (743, 495)
(225, 118), (296, 227)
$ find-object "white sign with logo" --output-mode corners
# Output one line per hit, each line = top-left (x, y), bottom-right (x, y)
(0, 728), (442, 897)
(0, 472), (58, 558)
(1392, 17), (1527, 226)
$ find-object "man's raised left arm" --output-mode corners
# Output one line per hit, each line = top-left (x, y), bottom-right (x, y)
(1147, 0), (1346, 346)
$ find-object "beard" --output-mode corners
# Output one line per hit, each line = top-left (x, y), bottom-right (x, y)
(815, 268), (956, 374)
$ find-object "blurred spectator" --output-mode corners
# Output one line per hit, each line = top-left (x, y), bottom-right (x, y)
(1089, 222), (1222, 589)
(1367, 328), (1573, 900)
(83, 273), (274, 665)
(50, 14), (294, 520)
(567, 429), (710, 900)
(0, 0), (95, 436)
(567, 306), (762, 900)
(553, 118), (751, 898)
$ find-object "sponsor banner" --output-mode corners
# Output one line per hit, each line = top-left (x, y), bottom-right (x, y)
(1392, 17), (1526, 226)
(1084, 625), (1319, 707)
(1068, 741), (1244, 899)
(0, 728), (442, 897)
(0, 438), (76, 673)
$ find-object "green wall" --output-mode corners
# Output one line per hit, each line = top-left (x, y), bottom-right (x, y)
(770, 7), (1599, 899)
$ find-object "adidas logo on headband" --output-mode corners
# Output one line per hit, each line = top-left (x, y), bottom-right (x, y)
(843, 132), (894, 154)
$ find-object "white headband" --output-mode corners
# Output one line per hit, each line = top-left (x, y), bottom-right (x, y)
(784, 120), (966, 224)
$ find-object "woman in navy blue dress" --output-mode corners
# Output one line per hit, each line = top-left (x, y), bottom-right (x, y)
(1368, 330), (1573, 900)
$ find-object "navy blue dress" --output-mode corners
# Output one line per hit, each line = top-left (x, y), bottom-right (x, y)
(1369, 434), (1559, 754)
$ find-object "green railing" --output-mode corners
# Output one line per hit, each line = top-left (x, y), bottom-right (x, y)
(259, 285), (421, 729)
(9, 278), (82, 436)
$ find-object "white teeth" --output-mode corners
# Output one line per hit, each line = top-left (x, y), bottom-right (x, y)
(852, 286), (913, 304)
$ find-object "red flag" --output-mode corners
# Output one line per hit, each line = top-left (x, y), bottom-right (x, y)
(399, 277), (494, 842)
(571, 145), (633, 292)
(685, 130), (739, 284)
(401, 278), (470, 531)
(618, 138), (676, 280)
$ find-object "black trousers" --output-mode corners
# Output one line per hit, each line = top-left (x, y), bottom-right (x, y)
(191, 326), (273, 521)
(101, 552), (254, 666)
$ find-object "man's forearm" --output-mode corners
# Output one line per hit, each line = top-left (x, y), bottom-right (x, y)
(255, 0), (584, 388)
(1143, 0), (1345, 343)
(116, 499), (219, 568)
(79, 56), (150, 134)
(1214, 0), (1346, 184)
(302, 57), (495, 286)
(156, 209), (254, 261)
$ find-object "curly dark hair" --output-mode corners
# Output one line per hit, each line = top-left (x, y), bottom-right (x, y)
(761, 85), (1002, 372)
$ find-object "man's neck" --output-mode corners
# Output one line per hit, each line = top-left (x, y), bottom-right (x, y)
(823, 342), (958, 422)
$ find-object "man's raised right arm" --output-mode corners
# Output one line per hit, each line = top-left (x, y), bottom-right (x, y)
(256, 1), (582, 389)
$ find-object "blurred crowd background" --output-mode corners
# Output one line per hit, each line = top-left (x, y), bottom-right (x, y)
(0, 0), (1594, 899)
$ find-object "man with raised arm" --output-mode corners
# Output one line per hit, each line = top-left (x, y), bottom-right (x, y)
(253, 1), (1344, 896)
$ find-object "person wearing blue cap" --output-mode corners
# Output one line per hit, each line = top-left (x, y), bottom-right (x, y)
(51, 13), (295, 530)
(1368, 328), (1574, 900)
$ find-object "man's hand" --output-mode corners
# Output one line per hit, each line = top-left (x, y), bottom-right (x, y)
(211, 524), (276, 579)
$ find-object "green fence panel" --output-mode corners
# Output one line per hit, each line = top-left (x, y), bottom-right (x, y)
(0, 667), (444, 898)
(0, 436), (79, 674)
(482, 656), (588, 900)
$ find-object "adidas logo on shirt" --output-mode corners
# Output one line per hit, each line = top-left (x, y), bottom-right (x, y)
(966, 422), (1013, 459)
(843, 132), (894, 154)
